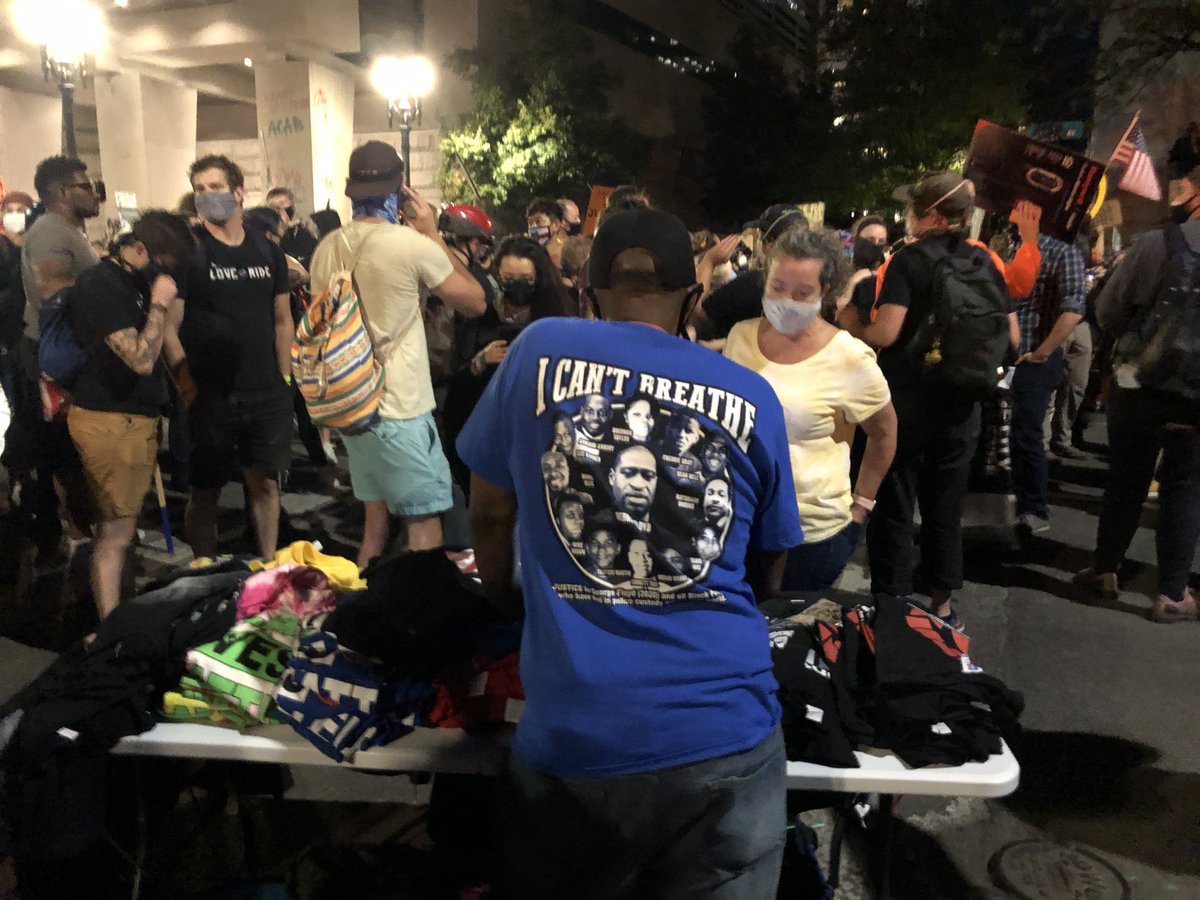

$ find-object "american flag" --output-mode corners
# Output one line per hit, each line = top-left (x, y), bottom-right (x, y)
(1110, 121), (1162, 201)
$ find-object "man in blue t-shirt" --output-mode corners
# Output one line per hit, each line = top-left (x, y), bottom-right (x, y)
(457, 208), (803, 898)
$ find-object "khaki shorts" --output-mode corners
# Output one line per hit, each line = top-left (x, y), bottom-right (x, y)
(67, 407), (159, 521)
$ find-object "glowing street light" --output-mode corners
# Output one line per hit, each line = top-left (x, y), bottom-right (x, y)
(369, 54), (435, 186)
(10, 0), (106, 156)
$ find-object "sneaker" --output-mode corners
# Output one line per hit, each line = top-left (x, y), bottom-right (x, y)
(1017, 513), (1051, 534)
(1149, 589), (1199, 623)
(1072, 567), (1119, 599)
(937, 608), (967, 633)
(1051, 443), (1088, 459)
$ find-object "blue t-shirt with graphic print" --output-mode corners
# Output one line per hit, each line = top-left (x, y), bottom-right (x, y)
(457, 317), (803, 778)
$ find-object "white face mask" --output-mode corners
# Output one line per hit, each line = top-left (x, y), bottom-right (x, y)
(762, 294), (821, 336)
(3, 211), (27, 235)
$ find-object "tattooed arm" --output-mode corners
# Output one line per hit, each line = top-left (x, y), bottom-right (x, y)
(104, 274), (177, 376)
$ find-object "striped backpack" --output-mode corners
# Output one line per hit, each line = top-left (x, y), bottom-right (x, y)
(292, 235), (386, 433)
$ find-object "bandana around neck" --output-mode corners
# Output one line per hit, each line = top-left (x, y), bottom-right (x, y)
(352, 193), (399, 224)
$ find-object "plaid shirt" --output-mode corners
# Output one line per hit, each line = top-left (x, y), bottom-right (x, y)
(1014, 235), (1086, 355)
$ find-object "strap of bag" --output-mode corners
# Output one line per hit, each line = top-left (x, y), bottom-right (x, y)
(339, 227), (384, 362)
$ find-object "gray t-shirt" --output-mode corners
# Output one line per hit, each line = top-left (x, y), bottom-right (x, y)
(20, 210), (99, 339)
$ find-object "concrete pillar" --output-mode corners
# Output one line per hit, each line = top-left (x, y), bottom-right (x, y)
(255, 60), (355, 225)
(0, 86), (62, 198)
(94, 71), (197, 218)
(307, 62), (355, 226)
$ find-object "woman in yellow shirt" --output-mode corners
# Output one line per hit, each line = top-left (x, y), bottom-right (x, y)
(725, 226), (897, 591)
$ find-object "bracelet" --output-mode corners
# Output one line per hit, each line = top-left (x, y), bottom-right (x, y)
(851, 495), (876, 512)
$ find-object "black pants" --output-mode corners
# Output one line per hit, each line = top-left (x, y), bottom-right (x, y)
(4, 337), (92, 550)
(1094, 385), (1200, 601)
(867, 389), (981, 598)
(1009, 349), (1066, 517)
(292, 382), (328, 466)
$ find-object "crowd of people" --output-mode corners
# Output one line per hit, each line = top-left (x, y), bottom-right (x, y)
(1, 137), (1199, 896)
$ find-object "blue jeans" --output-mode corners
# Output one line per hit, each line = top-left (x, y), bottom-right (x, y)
(495, 726), (786, 899)
(783, 519), (861, 591)
(1010, 349), (1067, 518)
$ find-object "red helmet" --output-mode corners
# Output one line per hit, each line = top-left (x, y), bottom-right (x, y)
(439, 203), (493, 240)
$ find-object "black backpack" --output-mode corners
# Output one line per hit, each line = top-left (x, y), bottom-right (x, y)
(906, 239), (1011, 398)
(1134, 224), (1200, 401)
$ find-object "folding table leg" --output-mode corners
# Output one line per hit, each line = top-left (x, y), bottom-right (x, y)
(877, 794), (895, 900)
(826, 800), (847, 889)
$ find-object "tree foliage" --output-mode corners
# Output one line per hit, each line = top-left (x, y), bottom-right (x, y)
(822, 0), (1032, 218)
(438, 0), (647, 226)
(1094, 0), (1200, 101)
(700, 29), (837, 230)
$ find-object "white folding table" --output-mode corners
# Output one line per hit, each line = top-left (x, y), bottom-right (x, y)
(114, 721), (509, 775)
(787, 741), (1020, 899)
(115, 723), (1018, 899)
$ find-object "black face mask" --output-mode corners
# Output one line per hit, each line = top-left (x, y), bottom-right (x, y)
(500, 280), (538, 306)
(852, 239), (886, 271)
(567, 221), (583, 237)
(1169, 194), (1200, 225)
(285, 205), (296, 220)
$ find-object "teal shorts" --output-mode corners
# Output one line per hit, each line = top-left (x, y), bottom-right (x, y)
(342, 412), (453, 517)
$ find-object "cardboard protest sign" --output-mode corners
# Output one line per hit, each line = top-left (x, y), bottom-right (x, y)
(964, 120), (1104, 242)
(798, 202), (825, 229)
(583, 186), (613, 237)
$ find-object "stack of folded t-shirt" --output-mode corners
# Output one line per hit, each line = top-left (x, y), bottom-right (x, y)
(771, 599), (1023, 769)
(171, 564), (340, 725)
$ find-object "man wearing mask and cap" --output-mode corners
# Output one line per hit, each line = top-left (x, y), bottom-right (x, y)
(166, 153), (294, 561)
(0, 191), (33, 411)
(839, 171), (1042, 630)
(697, 203), (810, 341)
(1074, 165), (1200, 624)
(67, 212), (195, 619)
(457, 207), (801, 898)
(309, 140), (485, 568)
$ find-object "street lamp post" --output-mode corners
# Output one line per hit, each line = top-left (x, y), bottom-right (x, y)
(11, 0), (105, 157)
(369, 55), (436, 188)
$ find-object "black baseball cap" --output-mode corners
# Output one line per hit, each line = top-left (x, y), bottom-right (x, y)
(744, 203), (810, 241)
(346, 140), (405, 200)
(892, 171), (976, 218)
(590, 208), (697, 291)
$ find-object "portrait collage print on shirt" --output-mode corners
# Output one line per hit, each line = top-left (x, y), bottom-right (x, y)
(541, 372), (740, 603)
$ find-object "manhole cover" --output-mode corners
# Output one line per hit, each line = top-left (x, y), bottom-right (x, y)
(989, 840), (1131, 899)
